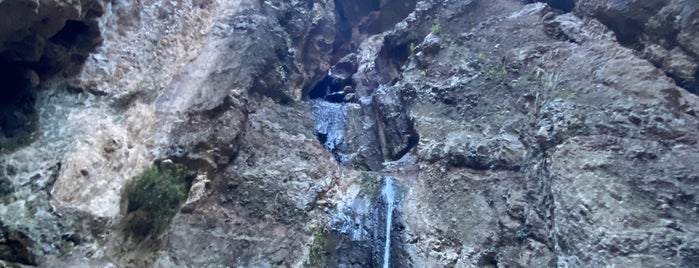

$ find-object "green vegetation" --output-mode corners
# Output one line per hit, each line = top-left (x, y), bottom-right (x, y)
(431, 14), (441, 34)
(123, 163), (187, 237)
(308, 230), (325, 267)
(487, 66), (508, 81)
(431, 23), (441, 34)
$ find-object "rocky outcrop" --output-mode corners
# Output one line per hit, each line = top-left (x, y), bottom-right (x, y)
(0, 0), (103, 74)
(1, 0), (699, 267)
(397, 1), (699, 266)
(572, 0), (699, 94)
(0, 0), (103, 153)
(6, 0), (347, 266)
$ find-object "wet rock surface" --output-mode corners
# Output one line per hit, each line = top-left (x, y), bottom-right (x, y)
(1, 0), (699, 267)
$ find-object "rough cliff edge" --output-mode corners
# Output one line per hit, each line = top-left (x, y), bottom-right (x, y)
(1, 0), (698, 267)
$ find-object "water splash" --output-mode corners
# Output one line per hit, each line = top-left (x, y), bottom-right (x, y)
(381, 177), (396, 268)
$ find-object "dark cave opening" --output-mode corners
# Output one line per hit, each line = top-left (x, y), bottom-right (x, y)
(49, 20), (91, 47)
(527, 0), (574, 12)
(391, 132), (419, 161)
(379, 43), (411, 76)
(35, 17), (101, 79)
(478, 252), (499, 267)
(308, 77), (330, 100)
(0, 19), (101, 151)
(307, 0), (422, 101)
(316, 132), (328, 145)
(0, 57), (37, 150)
(308, 75), (355, 103)
(544, 0), (574, 12)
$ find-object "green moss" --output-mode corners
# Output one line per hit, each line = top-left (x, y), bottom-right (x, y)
(122, 164), (187, 236)
(431, 14), (442, 34)
(431, 23), (441, 34)
(487, 67), (507, 81)
(307, 230), (326, 267)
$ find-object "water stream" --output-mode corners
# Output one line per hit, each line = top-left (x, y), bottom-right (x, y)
(381, 177), (396, 268)
(309, 87), (405, 266)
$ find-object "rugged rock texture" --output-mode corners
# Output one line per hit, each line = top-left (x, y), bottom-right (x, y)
(397, 1), (699, 266)
(1, 0), (699, 267)
(574, 0), (699, 94)
(0, 0), (103, 73)
(0, 0), (103, 153)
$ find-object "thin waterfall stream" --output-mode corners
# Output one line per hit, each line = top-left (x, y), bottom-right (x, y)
(382, 177), (396, 268)
(309, 91), (408, 266)
(304, 1), (418, 264)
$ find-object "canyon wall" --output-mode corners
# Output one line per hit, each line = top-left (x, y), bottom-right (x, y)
(0, 0), (698, 267)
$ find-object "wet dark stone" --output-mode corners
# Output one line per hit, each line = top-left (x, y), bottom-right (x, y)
(325, 92), (347, 103)
(680, 244), (699, 268)
(0, 176), (12, 198)
(0, 227), (36, 266)
(317, 177), (410, 267)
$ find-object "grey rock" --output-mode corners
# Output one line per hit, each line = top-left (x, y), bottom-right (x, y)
(2, 0), (699, 267)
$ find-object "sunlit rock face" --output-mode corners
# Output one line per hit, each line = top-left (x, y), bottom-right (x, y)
(1, 0), (699, 267)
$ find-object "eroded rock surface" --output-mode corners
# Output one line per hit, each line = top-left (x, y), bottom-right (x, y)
(398, 1), (699, 266)
(1, 0), (699, 267)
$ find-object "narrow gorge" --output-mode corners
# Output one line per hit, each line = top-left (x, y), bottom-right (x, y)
(1, 0), (699, 267)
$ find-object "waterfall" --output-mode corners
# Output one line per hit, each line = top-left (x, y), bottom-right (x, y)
(382, 177), (396, 268)
(309, 99), (348, 162)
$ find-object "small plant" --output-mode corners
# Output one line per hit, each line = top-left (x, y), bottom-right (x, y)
(487, 67), (508, 81)
(431, 23), (441, 34)
(308, 230), (325, 266)
(432, 14), (442, 34)
(123, 163), (187, 236)
(409, 42), (416, 54)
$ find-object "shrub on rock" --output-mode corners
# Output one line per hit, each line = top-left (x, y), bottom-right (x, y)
(123, 164), (187, 237)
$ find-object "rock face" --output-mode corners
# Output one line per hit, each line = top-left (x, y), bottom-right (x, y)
(0, 0), (699, 267)
(574, 0), (699, 94)
(0, 0), (103, 153)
